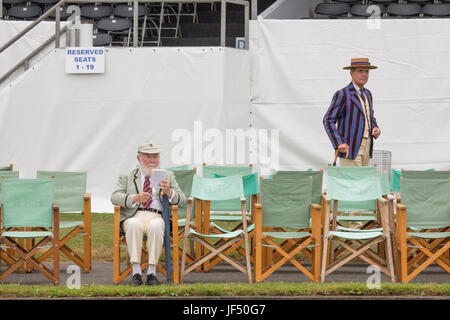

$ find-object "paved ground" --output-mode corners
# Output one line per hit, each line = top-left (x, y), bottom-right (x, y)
(1, 262), (448, 286)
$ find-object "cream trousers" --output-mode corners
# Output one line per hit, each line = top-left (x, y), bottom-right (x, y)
(339, 137), (371, 167)
(123, 210), (165, 265)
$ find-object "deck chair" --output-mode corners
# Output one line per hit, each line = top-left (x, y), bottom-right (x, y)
(180, 175), (252, 283)
(321, 174), (395, 282)
(35, 171), (91, 273)
(255, 177), (322, 282)
(162, 168), (196, 282)
(0, 163), (13, 171)
(201, 165), (254, 271)
(0, 178), (60, 284)
(0, 172), (20, 268)
(203, 172), (260, 272)
(327, 166), (380, 230)
(268, 170), (323, 268)
(401, 170), (448, 180)
(396, 178), (450, 282)
(113, 168), (194, 284)
(391, 168), (438, 193)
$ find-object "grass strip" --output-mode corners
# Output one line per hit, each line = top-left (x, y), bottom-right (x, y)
(0, 282), (448, 298)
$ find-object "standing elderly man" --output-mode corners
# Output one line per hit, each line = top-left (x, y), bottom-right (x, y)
(111, 141), (186, 286)
(323, 58), (381, 228)
(323, 57), (381, 166)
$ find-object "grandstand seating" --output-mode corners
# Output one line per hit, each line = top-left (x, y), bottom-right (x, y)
(1, 1), (276, 47)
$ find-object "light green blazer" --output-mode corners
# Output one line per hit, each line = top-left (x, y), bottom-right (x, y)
(111, 168), (187, 223)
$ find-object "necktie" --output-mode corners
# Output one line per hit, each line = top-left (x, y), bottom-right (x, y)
(142, 176), (153, 209)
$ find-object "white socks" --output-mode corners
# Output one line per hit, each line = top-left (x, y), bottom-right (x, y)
(132, 263), (156, 276)
(132, 263), (142, 275)
(147, 264), (156, 276)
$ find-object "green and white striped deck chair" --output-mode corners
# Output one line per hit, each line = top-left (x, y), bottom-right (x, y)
(396, 178), (450, 282)
(180, 175), (252, 283)
(36, 171), (91, 272)
(0, 178), (60, 284)
(321, 174), (395, 282)
(255, 177), (322, 282)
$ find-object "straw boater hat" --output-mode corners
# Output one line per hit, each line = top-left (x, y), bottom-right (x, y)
(343, 58), (378, 70)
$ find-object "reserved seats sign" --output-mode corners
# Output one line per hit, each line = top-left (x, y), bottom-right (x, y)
(65, 47), (105, 74)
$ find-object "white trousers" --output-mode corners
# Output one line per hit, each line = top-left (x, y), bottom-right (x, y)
(123, 210), (165, 265)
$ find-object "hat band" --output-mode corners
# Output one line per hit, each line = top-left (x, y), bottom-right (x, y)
(351, 61), (371, 67)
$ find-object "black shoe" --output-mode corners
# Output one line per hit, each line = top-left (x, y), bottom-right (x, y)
(146, 273), (159, 286)
(130, 273), (142, 286)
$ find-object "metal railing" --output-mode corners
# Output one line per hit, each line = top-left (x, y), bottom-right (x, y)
(0, 0), (251, 84)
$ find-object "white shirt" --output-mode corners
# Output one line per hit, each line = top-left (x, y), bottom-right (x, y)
(132, 175), (174, 211)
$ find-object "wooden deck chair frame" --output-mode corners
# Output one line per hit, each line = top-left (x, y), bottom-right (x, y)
(0, 179), (60, 285)
(202, 193), (258, 272)
(254, 177), (322, 282)
(33, 171), (92, 273)
(180, 196), (253, 283)
(200, 164), (254, 272)
(267, 170), (324, 272)
(0, 205), (60, 284)
(113, 204), (185, 284)
(395, 178), (450, 282)
(321, 196), (395, 282)
(0, 171), (25, 271)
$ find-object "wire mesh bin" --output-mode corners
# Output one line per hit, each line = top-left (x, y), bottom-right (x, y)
(369, 150), (392, 178)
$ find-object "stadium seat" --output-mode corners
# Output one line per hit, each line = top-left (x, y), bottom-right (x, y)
(93, 32), (112, 46)
(386, 3), (421, 17)
(0, 178), (60, 284)
(96, 17), (132, 46)
(80, 4), (112, 19)
(314, 3), (350, 18)
(7, 5), (42, 20)
(351, 3), (385, 17)
(422, 3), (450, 17)
(2, 0), (27, 6)
(30, 0), (59, 7)
(113, 3), (148, 46)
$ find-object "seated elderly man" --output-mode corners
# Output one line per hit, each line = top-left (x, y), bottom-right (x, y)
(111, 141), (186, 286)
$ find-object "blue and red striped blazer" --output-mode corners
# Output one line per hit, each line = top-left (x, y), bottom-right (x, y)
(323, 82), (379, 160)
